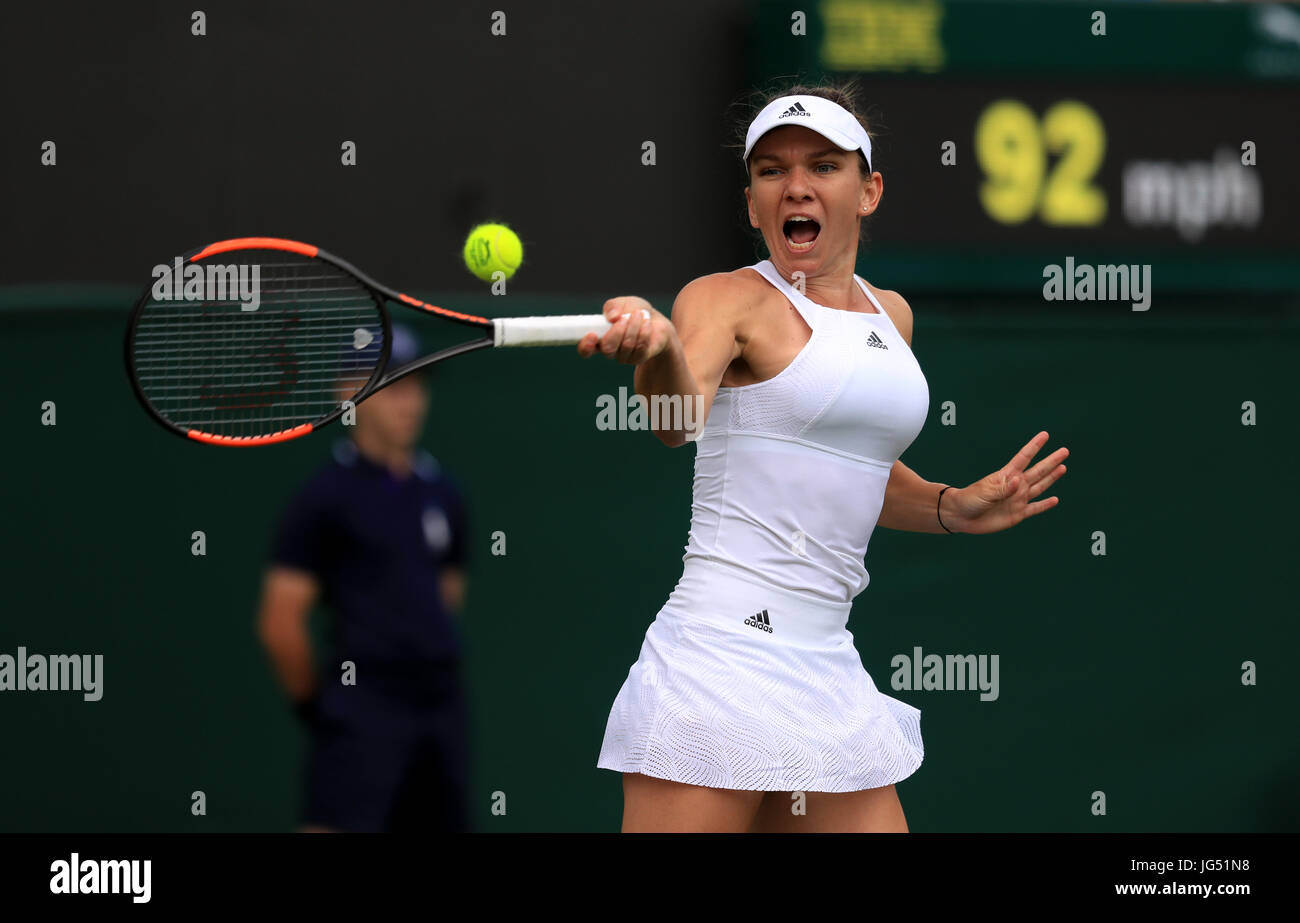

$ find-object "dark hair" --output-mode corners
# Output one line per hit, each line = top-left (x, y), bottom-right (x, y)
(725, 78), (881, 258)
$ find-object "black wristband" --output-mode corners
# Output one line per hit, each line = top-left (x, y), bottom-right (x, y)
(938, 485), (956, 534)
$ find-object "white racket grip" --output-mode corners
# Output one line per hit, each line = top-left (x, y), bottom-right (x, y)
(493, 314), (613, 347)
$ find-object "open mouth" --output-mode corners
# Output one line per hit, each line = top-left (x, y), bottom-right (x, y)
(783, 216), (820, 252)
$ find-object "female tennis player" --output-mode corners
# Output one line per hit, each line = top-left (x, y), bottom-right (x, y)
(578, 83), (1068, 833)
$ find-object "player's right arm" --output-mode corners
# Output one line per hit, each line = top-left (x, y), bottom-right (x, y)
(256, 566), (320, 704)
(578, 274), (747, 447)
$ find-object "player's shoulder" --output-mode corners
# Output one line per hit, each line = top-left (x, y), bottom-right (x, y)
(669, 267), (770, 326)
(687, 266), (772, 301)
(864, 282), (914, 346)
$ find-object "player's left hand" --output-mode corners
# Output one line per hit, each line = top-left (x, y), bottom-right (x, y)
(943, 431), (1068, 535)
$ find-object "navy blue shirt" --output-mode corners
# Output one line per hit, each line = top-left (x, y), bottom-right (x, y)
(270, 440), (468, 667)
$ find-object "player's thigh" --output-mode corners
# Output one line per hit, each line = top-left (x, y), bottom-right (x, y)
(621, 772), (765, 833)
(749, 784), (908, 833)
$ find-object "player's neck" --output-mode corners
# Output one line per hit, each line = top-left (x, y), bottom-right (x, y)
(771, 258), (859, 311)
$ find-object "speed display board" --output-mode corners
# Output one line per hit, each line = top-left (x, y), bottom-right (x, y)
(865, 82), (1295, 252)
(749, 0), (1300, 292)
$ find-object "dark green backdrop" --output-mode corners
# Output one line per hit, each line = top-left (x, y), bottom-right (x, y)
(1, 286), (1295, 831)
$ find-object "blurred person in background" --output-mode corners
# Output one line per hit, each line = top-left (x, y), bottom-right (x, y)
(257, 323), (472, 832)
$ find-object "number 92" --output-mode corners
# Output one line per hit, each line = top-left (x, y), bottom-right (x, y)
(975, 99), (1107, 227)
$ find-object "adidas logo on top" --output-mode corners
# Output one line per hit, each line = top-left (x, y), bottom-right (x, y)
(744, 609), (773, 633)
(778, 102), (811, 119)
(867, 331), (888, 350)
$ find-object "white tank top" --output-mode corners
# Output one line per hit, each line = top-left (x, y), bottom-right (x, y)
(681, 259), (931, 603)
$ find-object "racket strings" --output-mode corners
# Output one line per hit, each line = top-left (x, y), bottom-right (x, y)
(131, 251), (384, 438)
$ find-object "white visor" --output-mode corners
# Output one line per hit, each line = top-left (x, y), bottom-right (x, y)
(743, 94), (873, 172)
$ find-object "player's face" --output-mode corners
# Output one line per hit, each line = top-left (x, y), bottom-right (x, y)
(745, 125), (881, 274)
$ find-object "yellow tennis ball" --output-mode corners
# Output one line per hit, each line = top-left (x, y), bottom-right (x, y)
(463, 223), (523, 282)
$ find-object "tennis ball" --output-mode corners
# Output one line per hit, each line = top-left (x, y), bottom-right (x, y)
(463, 223), (523, 282)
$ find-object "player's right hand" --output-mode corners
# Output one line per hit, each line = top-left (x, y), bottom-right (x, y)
(578, 296), (674, 365)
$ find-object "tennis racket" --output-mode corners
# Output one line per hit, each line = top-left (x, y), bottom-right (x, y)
(125, 237), (611, 445)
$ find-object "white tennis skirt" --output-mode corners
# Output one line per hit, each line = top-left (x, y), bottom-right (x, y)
(597, 557), (924, 792)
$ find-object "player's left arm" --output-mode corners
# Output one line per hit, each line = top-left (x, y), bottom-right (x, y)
(878, 462), (957, 534)
(876, 288), (1068, 534)
(873, 289), (958, 534)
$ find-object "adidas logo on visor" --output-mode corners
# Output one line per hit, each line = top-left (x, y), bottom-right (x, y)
(778, 102), (811, 119)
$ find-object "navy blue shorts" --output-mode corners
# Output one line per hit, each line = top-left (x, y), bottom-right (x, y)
(300, 662), (470, 832)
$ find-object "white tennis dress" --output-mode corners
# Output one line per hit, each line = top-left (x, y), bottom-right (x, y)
(597, 259), (931, 792)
